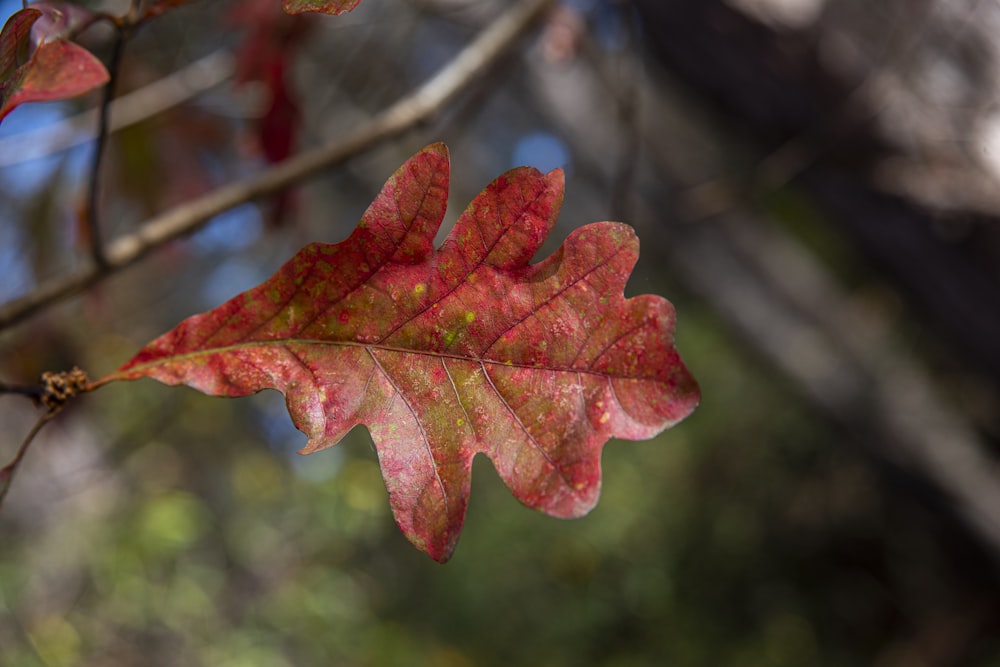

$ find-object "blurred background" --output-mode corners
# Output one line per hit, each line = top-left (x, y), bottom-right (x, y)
(2, 0), (1000, 664)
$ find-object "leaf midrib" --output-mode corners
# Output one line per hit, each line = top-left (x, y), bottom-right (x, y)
(117, 337), (655, 382)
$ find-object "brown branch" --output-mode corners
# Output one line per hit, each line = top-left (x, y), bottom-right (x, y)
(0, 368), (89, 511)
(0, 381), (44, 401)
(0, 0), (556, 331)
(85, 24), (127, 269)
(0, 410), (60, 511)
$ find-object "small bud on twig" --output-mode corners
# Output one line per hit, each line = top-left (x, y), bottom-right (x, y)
(40, 367), (90, 411)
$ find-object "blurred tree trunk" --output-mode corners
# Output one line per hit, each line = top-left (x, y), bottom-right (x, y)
(633, 0), (1000, 408)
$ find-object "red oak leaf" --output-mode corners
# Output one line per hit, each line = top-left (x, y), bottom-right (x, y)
(0, 5), (108, 123)
(282, 0), (361, 15)
(100, 143), (699, 561)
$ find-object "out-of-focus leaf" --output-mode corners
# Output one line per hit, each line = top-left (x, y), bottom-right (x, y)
(102, 143), (700, 561)
(28, 2), (99, 39)
(229, 0), (311, 225)
(0, 10), (37, 87)
(282, 0), (362, 16)
(0, 6), (108, 123)
(143, 1), (198, 19)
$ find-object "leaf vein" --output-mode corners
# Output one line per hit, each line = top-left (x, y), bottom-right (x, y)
(368, 348), (449, 517)
(584, 317), (650, 373)
(441, 358), (475, 443)
(479, 360), (574, 490)
(482, 244), (627, 357)
(374, 183), (550, 345)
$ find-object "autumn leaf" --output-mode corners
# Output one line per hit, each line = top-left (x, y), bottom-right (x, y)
(282, 0), (361, 15)
(100, 143), (699, 561)
(0, 5), (108, 123)
(228, 0), (313, 225)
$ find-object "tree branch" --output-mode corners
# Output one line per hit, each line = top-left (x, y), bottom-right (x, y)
(0, 381), (44, 401)
(84, 24), (127, 268)
(0, 410), (60, 511)
(0, 0), (556, 331)
(0, 368), (88, 510)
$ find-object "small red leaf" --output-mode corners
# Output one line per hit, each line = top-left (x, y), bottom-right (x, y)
(0, 6), (108, 123)
(282, 0), (361, 15)
(0, 9), (36, 82)
(105, 144), (700, 561)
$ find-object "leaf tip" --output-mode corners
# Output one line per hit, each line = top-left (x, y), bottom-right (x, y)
(427, 545), (455, 564)
(423, 141), (449, 158)
(296, 441), (324, 456)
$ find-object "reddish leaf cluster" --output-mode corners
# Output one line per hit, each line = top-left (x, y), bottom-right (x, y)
(229, 0), (316, 224)
(102, 144), (700, 561)
(0, 4), (108, 123)
(0, 0), (363, 124)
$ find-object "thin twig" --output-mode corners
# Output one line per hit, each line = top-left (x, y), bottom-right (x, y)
(85, 24), (128, 269)
(0, 410), (60, 511)
(128, 0), (142, 24)
(0, 381), (44, 401)
(0, 368), (88, 510)
(0, 0), (556, 331)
